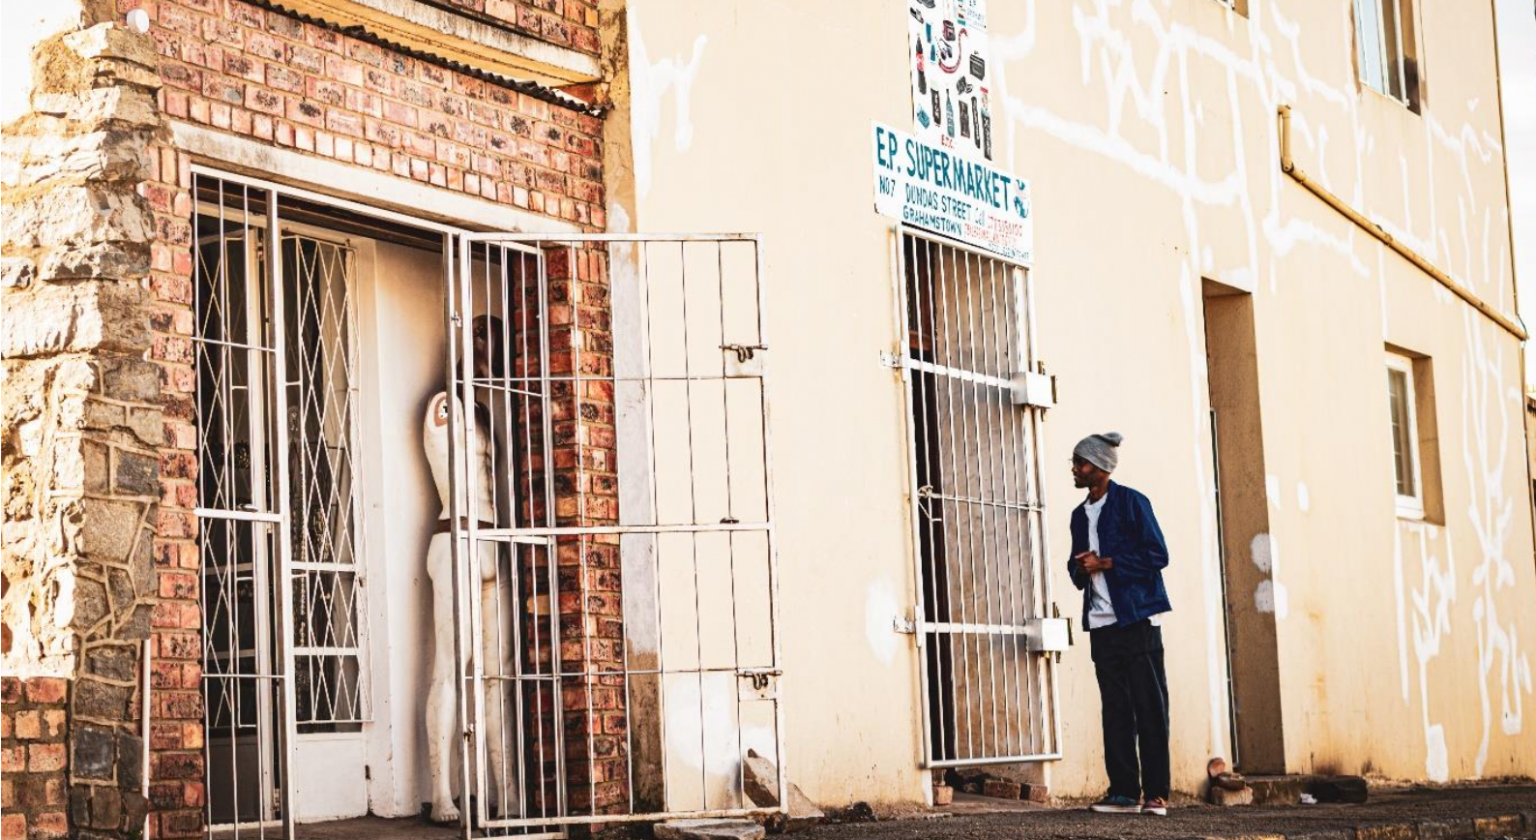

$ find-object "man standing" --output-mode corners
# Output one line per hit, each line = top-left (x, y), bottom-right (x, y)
(1067, 432), (1173, 816)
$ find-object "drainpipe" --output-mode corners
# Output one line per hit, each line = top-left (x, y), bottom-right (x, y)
(1276, 104), (1528, 342)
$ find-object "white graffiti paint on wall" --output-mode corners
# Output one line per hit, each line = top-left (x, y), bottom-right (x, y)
(1458, 312), (1533, 775)
(1404, 521), (1454, 781)
(628, 10), (706, 201)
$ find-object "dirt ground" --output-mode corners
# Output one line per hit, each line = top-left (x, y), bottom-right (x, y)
(803, 783), (1536, 840)
(292, 782), (1536, 840)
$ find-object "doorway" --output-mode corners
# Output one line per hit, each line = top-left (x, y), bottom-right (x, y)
(189, 170), (789, 836)
(1201, 280), (1285, 773)
(894, 228), (1060, 768)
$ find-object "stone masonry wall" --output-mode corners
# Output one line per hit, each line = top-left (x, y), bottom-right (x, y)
(140, 0), (606, 226)
(2, 19), (166, 840)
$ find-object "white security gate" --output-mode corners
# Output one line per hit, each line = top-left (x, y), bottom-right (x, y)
(192, 173), (374, 837)
(892, 227), (1062, 767)
(447, 234), (786, 833)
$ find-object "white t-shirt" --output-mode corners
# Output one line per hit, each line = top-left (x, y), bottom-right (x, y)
(1084, 495), (1118, 630)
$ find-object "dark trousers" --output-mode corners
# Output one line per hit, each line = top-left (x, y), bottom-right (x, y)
(1090, 619), (1170, 801)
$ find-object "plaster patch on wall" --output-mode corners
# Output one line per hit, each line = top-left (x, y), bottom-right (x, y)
(1251, 533), (1287, 619)
(1250, 532), (1273, 573)
(865, 578), (901, 665)
(1253, 579), (1288, 619)
(1296, 482), (1310, 513)
(626, 10), (706, 201)
(1266, 474), (1281, 509)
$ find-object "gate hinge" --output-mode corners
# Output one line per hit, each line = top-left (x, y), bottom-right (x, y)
(893, 606), (918, 634)
(880, 350), (903, 370)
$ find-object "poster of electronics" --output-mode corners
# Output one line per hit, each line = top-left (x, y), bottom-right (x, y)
(908, 0), (993, 160)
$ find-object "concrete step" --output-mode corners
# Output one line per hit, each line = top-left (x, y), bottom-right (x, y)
(1241, 774), (1369, 806)
(1244, 775), (1316, 805)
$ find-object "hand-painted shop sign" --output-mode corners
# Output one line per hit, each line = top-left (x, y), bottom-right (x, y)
(908, 0), (993, 159)
(872, 122), (1033, 264)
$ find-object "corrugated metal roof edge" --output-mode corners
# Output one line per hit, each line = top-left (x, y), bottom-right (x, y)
(256, 0), (607, 118)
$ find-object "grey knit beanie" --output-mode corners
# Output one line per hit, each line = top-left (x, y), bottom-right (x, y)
(1073, 432), (1123, 473)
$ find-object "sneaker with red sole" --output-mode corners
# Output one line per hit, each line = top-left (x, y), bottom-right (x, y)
(1089, 794), (1142, 814)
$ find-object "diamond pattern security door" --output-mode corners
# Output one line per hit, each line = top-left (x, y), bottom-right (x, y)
(893, 227), (1063, 768)
(448, 233), (787, 834)
(192, 174), (373, 837)
(281, 234), (370, 731)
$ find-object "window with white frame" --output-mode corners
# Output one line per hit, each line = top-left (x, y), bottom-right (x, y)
(1386, 353), (1423, 517)
(1354, 0), (1420, 108)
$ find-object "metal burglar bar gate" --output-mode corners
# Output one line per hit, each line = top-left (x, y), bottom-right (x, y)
(892, 226), (1063, 767)
(192, 173), (374, 837)
(448, 233), (786, 833)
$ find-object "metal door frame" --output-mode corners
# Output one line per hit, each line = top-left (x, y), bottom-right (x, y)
(448, 232), (789, 832)
(890, 224), (1062, 768)
(192, 174), (299, 837)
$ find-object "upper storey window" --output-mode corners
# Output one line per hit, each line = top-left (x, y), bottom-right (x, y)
(1354, 0), (1421, 110)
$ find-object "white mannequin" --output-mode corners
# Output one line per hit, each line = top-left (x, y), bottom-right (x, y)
(422, 387), (514, 823)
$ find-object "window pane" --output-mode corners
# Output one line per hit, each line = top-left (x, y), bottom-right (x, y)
(1355, 0), (1387, 94)
(1388, 368), (1415, 497)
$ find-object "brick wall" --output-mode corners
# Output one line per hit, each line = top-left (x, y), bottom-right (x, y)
(138, 0), (606, 227)
(1, 678), (71, 840)
(85, 0), (612, 832)
(546, 247), (627, 815)
(436, 0), (600, 54)
(142, 141), (204, 840)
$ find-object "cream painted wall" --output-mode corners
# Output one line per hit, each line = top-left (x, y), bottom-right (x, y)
(620, 0), (1536, 802)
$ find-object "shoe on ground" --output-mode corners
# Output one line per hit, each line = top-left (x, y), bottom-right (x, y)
(1089, 794), (1142, 814)
(1142, 797), (1169, 816)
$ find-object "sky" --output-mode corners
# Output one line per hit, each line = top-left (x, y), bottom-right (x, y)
(1497, 0), (1536, 390)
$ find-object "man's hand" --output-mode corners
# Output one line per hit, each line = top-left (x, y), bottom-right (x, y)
(1075, 551), (1113, 573)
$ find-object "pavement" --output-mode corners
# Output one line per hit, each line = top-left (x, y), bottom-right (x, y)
(290, 783), (1536, 840)
(800, 784), (1536, 840)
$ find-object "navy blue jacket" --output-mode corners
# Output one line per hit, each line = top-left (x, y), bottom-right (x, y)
(1066, 481), (1172, 629)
